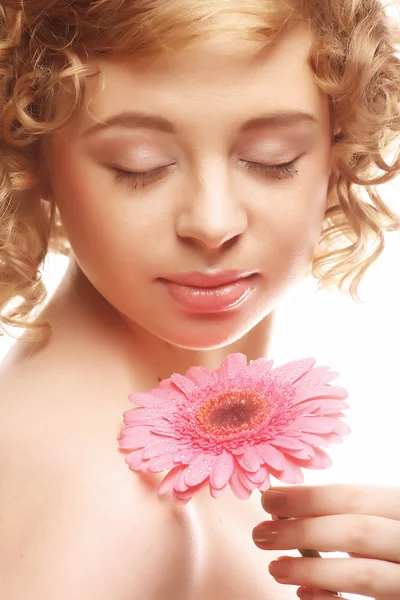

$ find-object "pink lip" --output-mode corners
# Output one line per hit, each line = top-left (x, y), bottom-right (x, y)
(158, 270), (258, 314)
(161, 270), (257, 288)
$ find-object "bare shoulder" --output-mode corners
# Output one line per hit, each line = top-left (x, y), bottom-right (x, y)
(0, 350), (194, 600)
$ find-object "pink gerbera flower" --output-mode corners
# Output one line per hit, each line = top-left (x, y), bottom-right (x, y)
(118, 353), (350, 505)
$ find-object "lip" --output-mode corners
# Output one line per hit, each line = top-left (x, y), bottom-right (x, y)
(160, 269), (257, 288)
(158, 270), (259, 314)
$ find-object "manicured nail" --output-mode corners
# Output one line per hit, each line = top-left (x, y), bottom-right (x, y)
(269, 557), (290, 579)
(262, 489), (286, 510)
(252, 523), (279, 544)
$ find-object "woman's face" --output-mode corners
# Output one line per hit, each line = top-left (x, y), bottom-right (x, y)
(48, 23), (332, 350)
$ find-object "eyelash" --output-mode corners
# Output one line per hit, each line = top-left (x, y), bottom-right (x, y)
(113, 164), (173, 189)
(113, 159), (299, 189)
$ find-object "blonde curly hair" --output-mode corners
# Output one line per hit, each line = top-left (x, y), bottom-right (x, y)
(0, 0), (399, 343)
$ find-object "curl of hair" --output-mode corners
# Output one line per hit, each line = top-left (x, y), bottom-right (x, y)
(0, 0), (399, 342)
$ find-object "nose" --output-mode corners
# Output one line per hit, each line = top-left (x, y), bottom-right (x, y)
(175, 168), (248, 251)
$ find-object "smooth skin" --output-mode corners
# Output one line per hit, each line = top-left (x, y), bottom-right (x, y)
(1, 18), (399, 600)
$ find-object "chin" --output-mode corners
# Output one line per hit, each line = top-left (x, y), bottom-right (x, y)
(150, 313), (265, 351)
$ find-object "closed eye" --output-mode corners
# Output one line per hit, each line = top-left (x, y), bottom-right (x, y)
(240, 159), (298, 180)
(112, 158), (299, 189)
(113, 164), (174, 189)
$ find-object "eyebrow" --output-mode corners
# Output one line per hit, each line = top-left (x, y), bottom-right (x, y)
(83, 109), (319, 137)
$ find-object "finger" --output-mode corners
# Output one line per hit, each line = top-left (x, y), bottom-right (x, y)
(297, 586), (344, 599)
(253, 514), (400, 562)
(268, 556), (400, 598)
(262, 484), (400, 520)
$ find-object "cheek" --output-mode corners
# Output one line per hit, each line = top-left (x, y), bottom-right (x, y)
(264, 169), (329, 280)
(51, 151), (149, 267)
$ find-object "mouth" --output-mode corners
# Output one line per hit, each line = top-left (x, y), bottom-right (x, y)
(158, 272), (259, 314)
(160, 269), (258, 288)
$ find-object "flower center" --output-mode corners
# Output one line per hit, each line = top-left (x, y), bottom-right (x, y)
(196, 390), (268, 438)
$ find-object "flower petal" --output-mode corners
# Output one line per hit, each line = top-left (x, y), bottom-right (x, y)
(333, 420), (351, 436)
(171, 488), (192, 506)
(295, 399), (350, 414)
(117, 424), (154, 439)
(218, 353), (248, 380)
(121, 418), (175, 437)
(128, 392), (162, 408)
(173, 447), (196, 464)
(284, 445), (315, 460)
(246, 358), (274, 379)
(271, 358), (316, 385)
(269, 436), (308, 450)
(156, 377), (175, 389)
(237, 446), (261, 472)
(210, 452), (235, 489)
(295, 385), (348, 403)
(142, 439), (179, 460)
(170, 372), (198, 396)
(118, 430), (160, 449)
(237, 468), (258, 492)
(125, 448), (145, 470)
(246, 464), (269, 484)
(290, 416), (342, 434)
(151, 384), (184, 403)
(210, 483), (228, 499)
(258, 443), (285, 470)
(175, 466), (191, 492)
(271, 460), (305, 483)
(185, 365), (213, 386)
(151, 425), (181, 438)
(292, 365), (338, 389)
(294, 432), (331, 447)
(299, 447), (332, 469)
(324, 431), (346, 443)
(146, 453), (175, 472)
(229, 470), (252, 500)
(184, 453), (216, 487)
(259, 477), (271, 492)
(123, 407), (157, 425)
(158, 465), (184, 495)
(172, 480), (209, 504)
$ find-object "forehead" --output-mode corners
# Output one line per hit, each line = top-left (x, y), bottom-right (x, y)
(59, 23), (328, 135)
(87, 23), (314, 93)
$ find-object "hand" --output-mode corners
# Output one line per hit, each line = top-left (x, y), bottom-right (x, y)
(252, 484), (400, 600)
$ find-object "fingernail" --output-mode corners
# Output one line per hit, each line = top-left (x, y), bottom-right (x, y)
(269, 557), (290, 579)
(262, 489), (286, 510)
(252, 523), (279, 544)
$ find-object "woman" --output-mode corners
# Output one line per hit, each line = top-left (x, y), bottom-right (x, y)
(0, 1), (399, 598)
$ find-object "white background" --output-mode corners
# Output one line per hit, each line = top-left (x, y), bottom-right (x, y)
(1, 6), (399, 592)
